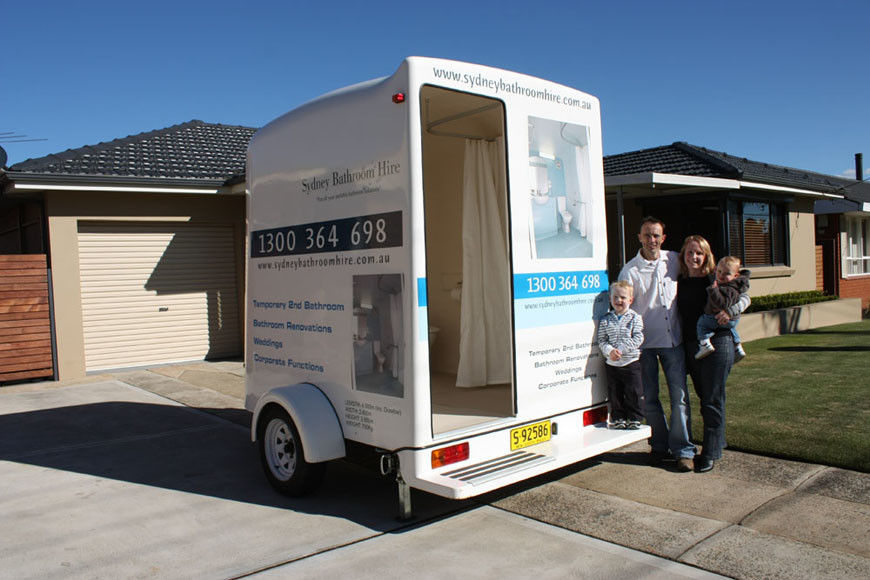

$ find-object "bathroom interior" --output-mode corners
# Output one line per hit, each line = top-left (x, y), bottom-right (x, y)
(352, 273), (404, 398)
(420, 85), (515, 435)
(528, 116), (594, 260)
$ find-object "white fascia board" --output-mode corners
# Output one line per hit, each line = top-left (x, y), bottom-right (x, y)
(605, 172), (739, 189)
(605, 172), (844, 199)
(652, 173), (739, 189)
(9, 182), (220, 194)
(736, 180), (842, 199)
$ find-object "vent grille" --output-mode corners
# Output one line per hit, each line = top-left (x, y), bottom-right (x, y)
(441, 450), (555, 486)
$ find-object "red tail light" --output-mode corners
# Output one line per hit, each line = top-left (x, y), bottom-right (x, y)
(392, 92), (406, 104)
(431, 442), (469, 468)
(583, 405), (608, 426)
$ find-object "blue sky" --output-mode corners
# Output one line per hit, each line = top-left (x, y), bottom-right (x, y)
(2, 0), (868, 179)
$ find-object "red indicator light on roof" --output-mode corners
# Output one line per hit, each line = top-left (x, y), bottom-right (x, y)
(392, 92), (406, 104)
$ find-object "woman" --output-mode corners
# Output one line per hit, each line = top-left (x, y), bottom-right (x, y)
(677, 236), (749, 473)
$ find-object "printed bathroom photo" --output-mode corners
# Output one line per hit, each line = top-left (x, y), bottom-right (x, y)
(528, 116), (594, 260)
(351, 273), (405, 398)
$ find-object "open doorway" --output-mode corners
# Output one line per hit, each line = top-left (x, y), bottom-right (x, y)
(420, 85), (515, 436)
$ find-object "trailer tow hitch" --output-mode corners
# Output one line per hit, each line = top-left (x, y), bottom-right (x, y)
(380, 453), (413, 521)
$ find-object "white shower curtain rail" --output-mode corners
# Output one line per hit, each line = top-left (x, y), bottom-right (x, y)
(424, 100), (501, 141)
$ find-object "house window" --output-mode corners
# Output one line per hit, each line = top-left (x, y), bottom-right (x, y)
(844, 215), (870, 275)
(728, 200), (788, 267)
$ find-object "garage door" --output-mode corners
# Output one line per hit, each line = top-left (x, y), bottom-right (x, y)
(78, 222), (241, 371)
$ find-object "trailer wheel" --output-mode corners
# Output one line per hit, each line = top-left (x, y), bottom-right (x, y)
(258, 406), (325, 496)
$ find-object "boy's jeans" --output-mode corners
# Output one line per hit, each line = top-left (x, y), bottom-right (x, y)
(697, 313), (741, 344)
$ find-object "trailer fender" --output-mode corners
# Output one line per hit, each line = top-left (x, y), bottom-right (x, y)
(251, 384), (345, 463)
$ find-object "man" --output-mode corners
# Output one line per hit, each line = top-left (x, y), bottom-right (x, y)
(618, 217), (694, 472)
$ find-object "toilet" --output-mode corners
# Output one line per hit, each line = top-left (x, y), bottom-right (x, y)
(373, 340), (386, 373)
(557, 197), (572, 233)
(428, 326), (440, 347)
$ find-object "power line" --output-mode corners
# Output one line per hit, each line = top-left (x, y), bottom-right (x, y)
(0, 131), (48, 143)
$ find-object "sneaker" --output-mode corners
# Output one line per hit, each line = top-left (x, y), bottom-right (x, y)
(676, 457), (695, 472)
(734, 344), (746, 363)
(611, 419), (627, 430)
(695, 340), (715, 360)
(627, 420), (642, 430)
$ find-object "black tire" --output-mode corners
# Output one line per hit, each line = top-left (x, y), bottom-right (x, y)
(257, 406), (326, 496)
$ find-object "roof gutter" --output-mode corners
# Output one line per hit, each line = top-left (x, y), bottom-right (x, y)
(2, 171), (234, 195)
(606, 172), (739, 190)
(605, 172), (843, 199)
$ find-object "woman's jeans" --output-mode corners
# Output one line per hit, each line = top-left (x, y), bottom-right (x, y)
(640, 346), (694, 459)
(686, 333), (734, 460)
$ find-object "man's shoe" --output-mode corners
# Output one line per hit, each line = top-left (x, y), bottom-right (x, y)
(649, 451), (670, 466)
(676, 457), (694, 472)
(610, 419), (627, 430)
(696, 456), (715, 472)
(627, 420), (642, 430)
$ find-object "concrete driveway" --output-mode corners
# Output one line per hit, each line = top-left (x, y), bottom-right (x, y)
(0, 377), (721, 579)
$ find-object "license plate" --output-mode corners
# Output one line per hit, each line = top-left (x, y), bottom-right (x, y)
(510, 420), (551, 451)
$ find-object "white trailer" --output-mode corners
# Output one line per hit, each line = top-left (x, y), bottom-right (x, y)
(246, 57), (649, 517)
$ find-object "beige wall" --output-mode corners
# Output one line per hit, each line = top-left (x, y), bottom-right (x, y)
(44, 190), (246, 379)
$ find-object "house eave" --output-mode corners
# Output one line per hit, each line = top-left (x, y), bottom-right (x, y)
(1, 171), (239, 195)
(604, 172), (843, 199)
(605, 172), (739, 191)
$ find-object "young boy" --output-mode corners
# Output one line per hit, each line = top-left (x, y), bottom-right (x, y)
(695, 256), (750, 362)
(597, 280), (645, 429)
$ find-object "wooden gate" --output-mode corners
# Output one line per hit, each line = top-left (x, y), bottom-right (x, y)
(0, 255), (54, 382)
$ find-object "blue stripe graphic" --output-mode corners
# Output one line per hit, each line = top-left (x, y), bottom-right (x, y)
(513, 270), (608, 299)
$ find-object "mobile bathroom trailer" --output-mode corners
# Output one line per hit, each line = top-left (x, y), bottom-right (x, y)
(246, 57), (649, 515)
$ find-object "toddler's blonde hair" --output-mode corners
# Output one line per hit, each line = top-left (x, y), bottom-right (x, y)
(719, 256), (741, 273)
(609, 279), (634, 297)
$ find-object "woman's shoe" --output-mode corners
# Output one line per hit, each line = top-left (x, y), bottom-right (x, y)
(696, 456), (715, 472)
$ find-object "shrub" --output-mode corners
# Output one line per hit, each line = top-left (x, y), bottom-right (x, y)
(745, 290), (838, 313)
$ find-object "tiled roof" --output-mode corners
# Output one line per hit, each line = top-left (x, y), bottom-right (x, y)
(8, 120), (256, 181)
(605, 142), (870, 202)
(604, 143), (736, 178)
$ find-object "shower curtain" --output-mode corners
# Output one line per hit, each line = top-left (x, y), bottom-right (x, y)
(457, 138), (512, 387)
(573, 146), (590, 237)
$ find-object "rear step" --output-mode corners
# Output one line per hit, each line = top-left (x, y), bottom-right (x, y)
(442, 450), (555, 486)
(395, 422), (651, 520)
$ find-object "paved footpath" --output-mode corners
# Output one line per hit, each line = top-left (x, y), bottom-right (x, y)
(1, 361), (868, 579)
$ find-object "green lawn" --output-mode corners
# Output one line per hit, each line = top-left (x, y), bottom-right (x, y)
(664, 320), (870, 472)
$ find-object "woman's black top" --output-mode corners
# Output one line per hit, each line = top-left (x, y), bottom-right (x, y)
(677, 274), (715, 344)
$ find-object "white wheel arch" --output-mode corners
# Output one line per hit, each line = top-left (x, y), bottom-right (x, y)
(252, 384), (345, 463)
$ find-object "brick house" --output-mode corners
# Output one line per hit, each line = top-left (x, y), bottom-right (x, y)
(814, 165), (870, 310)
(602, 142), (870, 309)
